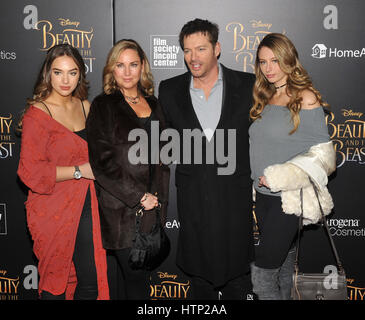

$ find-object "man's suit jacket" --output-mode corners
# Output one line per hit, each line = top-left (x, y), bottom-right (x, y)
(158, 64), (255, 287)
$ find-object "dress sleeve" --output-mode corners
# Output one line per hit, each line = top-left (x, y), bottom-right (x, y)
(86, 98), (146, 208)
(17, 111), (57, 194)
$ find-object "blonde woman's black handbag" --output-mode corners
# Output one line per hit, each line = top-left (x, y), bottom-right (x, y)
(128, 204), (170, 270)
(291, 183), (348, 300)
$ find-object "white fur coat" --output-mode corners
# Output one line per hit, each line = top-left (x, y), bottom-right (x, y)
(263, 141), (336, 225)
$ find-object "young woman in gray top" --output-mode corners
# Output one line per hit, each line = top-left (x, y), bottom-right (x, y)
(248, 33), (336, 300)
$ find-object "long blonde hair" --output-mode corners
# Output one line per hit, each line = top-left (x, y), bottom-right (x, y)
(249, 33), (329, 134)
(103, 39), (154, 96)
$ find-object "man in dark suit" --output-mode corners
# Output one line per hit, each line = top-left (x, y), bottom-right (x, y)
(158, 18), (255, 300)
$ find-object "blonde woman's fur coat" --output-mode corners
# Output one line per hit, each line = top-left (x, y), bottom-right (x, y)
(263, 141), (336, 225)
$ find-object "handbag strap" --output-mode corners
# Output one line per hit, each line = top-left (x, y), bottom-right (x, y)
(294, 189), (304, 272)
(294, 180), (345, 275)
(134, 202), (162, 234)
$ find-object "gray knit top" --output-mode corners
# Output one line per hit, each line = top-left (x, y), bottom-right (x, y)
(249, 104), (330, 196)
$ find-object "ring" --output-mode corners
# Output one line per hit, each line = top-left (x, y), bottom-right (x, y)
(136, 207), (144, 217)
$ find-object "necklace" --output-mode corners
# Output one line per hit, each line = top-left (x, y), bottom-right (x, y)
(275, 83), (287, 90)
(124, 93), (140, 104)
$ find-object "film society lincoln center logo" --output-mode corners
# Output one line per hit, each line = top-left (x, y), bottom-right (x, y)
(150, 35), (184, 69)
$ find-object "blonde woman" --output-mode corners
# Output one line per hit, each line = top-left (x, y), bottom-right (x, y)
(86, 39), (170, 299)
(249, 33), (336, 300)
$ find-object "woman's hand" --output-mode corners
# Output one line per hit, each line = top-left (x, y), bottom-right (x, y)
(140, 193), (159, 211)
(79, 162), (95, 180)
(258, 176), (270, 189)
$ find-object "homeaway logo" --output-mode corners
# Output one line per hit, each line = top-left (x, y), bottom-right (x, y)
(312, 43), (365, 59)
(312, 44), (327, 58)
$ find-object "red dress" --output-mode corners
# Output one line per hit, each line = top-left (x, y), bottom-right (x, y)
(17, 106), (109, 299)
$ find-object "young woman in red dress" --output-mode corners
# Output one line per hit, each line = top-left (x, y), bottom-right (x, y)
(17, 44), (109, 300)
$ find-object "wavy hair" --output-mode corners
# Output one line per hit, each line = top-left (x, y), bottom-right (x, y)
(17, 44), (88, 131)
(249, 33), (329, 134)
(103, 39), (154, 96)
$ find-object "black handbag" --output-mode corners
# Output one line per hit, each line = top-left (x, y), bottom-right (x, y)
(128, 203), (170, 270)
(291, 182), (348, 300)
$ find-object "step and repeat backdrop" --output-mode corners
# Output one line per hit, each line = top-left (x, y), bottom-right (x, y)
(0, 0), (364, 300)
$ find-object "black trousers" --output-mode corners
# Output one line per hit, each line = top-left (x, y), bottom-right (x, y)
(191, 272), (253, 300)
(41, 189), (98, 300)
(113, 248), (151, 300)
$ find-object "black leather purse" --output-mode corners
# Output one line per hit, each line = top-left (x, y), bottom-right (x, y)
(128, 203), (170, 271)
(291, 182), (348, 300)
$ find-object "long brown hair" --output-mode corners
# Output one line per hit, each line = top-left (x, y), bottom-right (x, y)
(103, 39), (154, 96)
(249, 33), (329, 134)
(17, 44), (88, 131)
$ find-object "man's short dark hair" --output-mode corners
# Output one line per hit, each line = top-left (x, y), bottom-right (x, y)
(179, 18), (219, 49)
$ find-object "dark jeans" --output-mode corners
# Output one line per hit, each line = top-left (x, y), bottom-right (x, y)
(254, 192), (298, 268)
(251, 248), (296, 300)
(251, 192), (299, 300)
(41, 189), (98, 300)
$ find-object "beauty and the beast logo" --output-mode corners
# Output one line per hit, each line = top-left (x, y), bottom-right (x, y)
(0, 114), (14, 159)
(0, 270), (19, 300)
(35, 18), (95, 73)
(225, 20), (285, 72)
(149, 271), (190, 300)
(326, 108), (365, 167)
(347, 278), (365, 300)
